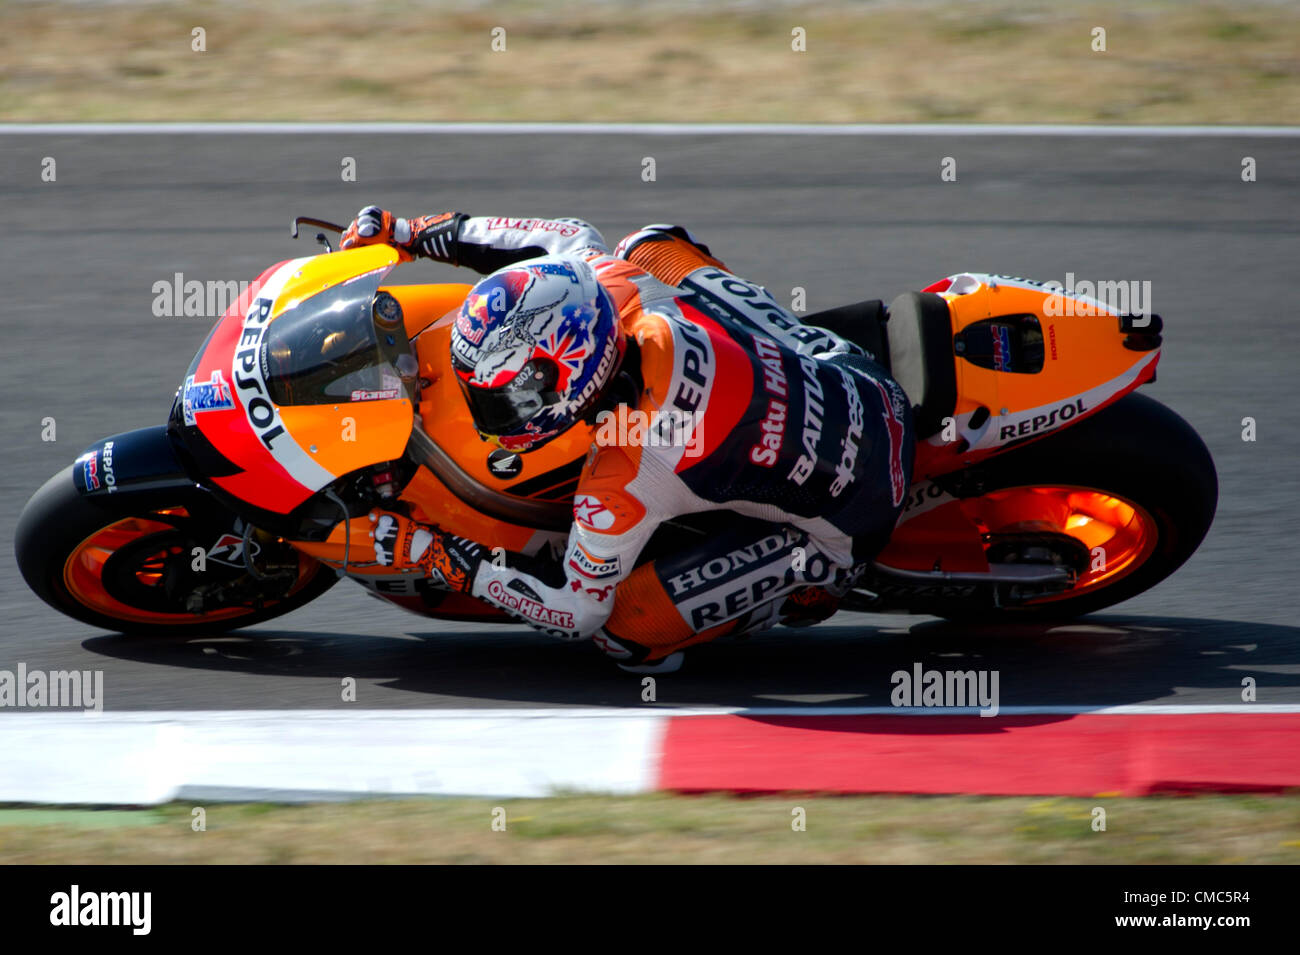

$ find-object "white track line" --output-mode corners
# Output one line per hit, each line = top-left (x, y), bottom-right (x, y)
(1, 710), (668, 802)
(2, 122), (1298, 137)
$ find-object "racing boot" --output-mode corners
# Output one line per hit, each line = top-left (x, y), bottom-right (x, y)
(592, 630), (686, 674)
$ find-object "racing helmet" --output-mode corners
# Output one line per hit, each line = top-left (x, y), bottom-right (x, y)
(449, 254), (624, 452)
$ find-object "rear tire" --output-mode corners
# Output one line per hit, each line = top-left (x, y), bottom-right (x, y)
(933, 392), (1217, 622)
(15, 466), (337, 635)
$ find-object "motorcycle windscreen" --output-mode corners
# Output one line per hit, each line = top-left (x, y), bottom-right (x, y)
(264, 274), (413, 406)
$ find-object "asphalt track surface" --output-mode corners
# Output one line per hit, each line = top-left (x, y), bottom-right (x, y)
(1, 130), (1297, 711)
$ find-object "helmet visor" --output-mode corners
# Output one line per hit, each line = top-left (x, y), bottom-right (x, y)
(456, 358), (560, 437)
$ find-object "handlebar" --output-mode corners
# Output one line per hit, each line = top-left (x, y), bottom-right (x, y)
(290, 216), (347, 253)
(290, 216), (346, 238)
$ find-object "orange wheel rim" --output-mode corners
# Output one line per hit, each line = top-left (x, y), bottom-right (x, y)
(961, 486), (1158, 601)
(62, 508), (317, 626)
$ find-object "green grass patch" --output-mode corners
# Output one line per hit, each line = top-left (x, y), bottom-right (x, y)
(1, 793), (1297, 864)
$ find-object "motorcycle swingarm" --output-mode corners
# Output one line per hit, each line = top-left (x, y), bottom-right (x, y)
(844, 561), (1073, 613)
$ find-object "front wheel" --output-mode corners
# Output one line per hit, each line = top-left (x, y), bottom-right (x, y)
(930, 392), (1218, 622)
(15, 467), (337, 635)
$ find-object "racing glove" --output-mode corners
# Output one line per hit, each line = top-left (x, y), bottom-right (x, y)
(340, 206), (465, 264)
(368, 509), (483, 593)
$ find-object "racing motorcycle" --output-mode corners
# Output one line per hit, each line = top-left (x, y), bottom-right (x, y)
(15, 217), (1217, 636)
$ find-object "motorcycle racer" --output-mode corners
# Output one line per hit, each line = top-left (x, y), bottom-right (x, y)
(341, 206), (914, 671)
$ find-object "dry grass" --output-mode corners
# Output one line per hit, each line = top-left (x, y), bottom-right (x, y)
(2, 793), (1298, 863)
(0, 1), (1297, 123)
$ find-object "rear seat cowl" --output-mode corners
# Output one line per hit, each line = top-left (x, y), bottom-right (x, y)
(886, 292), (958, 439)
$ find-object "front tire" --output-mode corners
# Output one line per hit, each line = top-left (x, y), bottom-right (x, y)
(15, 467), (337, 635)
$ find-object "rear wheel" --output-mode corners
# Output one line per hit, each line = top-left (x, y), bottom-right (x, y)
(929, 392), (1217, 621)
(16, 467), (337, 635)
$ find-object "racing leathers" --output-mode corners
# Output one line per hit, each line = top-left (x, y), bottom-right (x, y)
(353, 211), (915, 664)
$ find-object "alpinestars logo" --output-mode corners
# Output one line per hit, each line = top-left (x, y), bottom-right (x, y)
(574, 493), (615, 530)
(869, 376), (908, 507)
(829, 368), (865, 498)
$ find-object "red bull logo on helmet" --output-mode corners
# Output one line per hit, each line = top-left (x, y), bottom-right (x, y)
(455, 270), (532, 346)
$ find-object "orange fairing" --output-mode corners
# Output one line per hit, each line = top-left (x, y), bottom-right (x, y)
(388, 283), (474, 340)
(876, 499), (991, 573)
(289, 279), (603, 579)
(194, 245), (414, 514)
(950, 280), (1150, 417)
(290, 482), (541, 572)
(261, 246), (414, 485)
(274, 244), (401, 309)
(914, 274), (1160, 479)
(270, 278), (470, 495)
(400, 466), (542, 551)
(276, 400), (413, 479)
